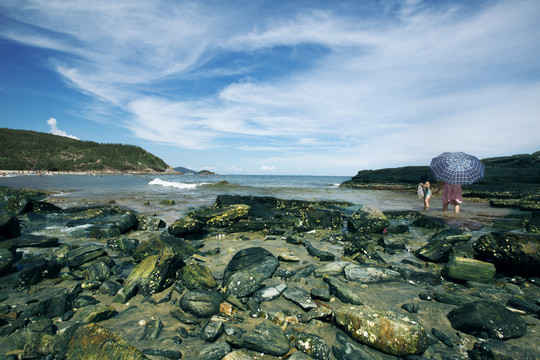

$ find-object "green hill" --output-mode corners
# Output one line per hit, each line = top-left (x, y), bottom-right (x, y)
(0, 128), (173, 173)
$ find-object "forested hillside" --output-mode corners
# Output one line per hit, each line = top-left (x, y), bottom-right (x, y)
(0, 128), (172, 172)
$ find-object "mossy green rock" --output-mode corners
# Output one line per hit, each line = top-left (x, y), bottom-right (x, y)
(181, 263), (218, 290)
(66, 323), (147, 360)
(243, 320), (291, 356)
(76, 304), (116, 324)
(347, 206), (389, 234)
(123, 247), (184, 298)
(132, 234), (197, 262)
(442, 256), (496, 283)
(334, 304), (428, 356)
(168, 217), (204, 237)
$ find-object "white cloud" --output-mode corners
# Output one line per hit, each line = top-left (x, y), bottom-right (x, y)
(260, 165), (276, 172)
(2, 1), (539, 173)
(46, 118), (80, 140)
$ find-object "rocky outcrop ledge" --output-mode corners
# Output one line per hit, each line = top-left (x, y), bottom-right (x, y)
(0, 190), (539, 359)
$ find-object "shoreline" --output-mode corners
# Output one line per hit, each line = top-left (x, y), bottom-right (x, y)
(0, 169), (181, 176)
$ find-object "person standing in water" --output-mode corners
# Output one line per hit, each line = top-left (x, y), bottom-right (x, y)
(418, 175), (432, 210)
(436, 181), (462, 213)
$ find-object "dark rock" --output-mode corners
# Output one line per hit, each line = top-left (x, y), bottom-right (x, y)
(168, 217), (205, 237)
(0, 214), (20, 239)
(107, 237), (138, 256)
(179, 289), (223, 317)
(303, 240), (335, 261)
(181, 263), (218, 290)
(140, 318), (163, 341)
(296, 331), (331, 360)
(243, 320), (291, 356)
(0, 248), (14, 275)
(76, 304), (116, 324)
(136, 214), (166, 230)
(431, 328), (455, 348)
(198, 341), (231, 360)
(122, 246), (184, 299)
(66, 245), (107, 269)
(298, 207), (344, 230)
(468, 339), (540, 360)
(526, 211), (540, 234)
(474, 232), (540, 275)
(323, 276), (363, 305)
(22, 332), (62, 359)
(201, 319), (224, 342)
(73, 295), (99, 308)
(507, 296), (540, 316)
(447, 300), (527, 339)
(142, 348), (183, 359)
(414, 239), (455, 263)
(334, 304), (428, 356)
(432, 291), (474, 306)
(411, 215), (447, 230)
(222, 247), (279, 298)
(5, 234), (59, 248)
(66, 323), (146, 359)
(84, 261), (111, 282)
(132, 233), (197, 262)
(311, 284), (331, 302)
(398, 268), (442, 285)
(171, 309), (201, 324)
(401, 303), (420, 313)
(332, 331), (376, 360)
(282, 286), (316, 310)
(347, 206), (389, 234)
(17, 257), (62, 288)
(386, 224), (409, 234)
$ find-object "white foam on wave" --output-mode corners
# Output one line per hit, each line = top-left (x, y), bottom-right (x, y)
(149, 178), (199, 190)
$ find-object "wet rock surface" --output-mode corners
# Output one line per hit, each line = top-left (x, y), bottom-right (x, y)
(0, 188), (539, 359)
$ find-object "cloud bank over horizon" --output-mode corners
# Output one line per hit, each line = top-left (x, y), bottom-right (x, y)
(1, 0), (539, 174)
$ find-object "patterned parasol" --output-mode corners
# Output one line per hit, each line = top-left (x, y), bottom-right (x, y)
(430, 152), (485, 185)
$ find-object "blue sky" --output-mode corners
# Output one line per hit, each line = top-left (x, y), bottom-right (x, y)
(1, 0), (539, 175)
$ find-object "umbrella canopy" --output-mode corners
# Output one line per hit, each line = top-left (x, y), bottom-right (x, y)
(430, 152), (485, 185)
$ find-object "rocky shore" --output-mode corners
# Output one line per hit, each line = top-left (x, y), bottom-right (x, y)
(340, 151), (540, 210)
(1, 187), (539, 359)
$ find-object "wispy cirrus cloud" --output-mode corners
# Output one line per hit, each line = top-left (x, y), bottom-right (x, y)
(1, 0), (539, 174)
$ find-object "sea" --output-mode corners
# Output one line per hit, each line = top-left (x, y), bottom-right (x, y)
(0, 173), (527, 228)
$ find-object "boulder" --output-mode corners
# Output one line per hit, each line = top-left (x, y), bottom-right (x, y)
(136, 214), (166, 230)
(180, 263), (218, 290)
(304, 240), (336, 261)
(243, 320), (291, 356)
(447, 300), (527, 339)
(442, 256), (496, 283)
(76, 304), (116, 324)
(323, 276), (363, 305)
(296, 331), (331, 360)
(132, 234), (197, 262)
(222, 247), (279, 298)
(168, 217), (204, 237)
(198, 341), (232, 360)
(282, 286), (316, 311)
(22, 332), (62, 359)
(17, 257), (63, 289)
(179, 288), (224, 317)
(468, 339), (540, 360)
(66, 245), (108, 269)
(347, 206), (389, 234)
(334, 304), (428, 356)
(0, 248), (14, 275)
(123, 247), (184, 298)
(414, 238), (455, 263)
(0, 213), (21, 239)
(473, 232), (540, 275)
(66, 323), (146, 360)
(526, 211), (540, 234)
(332, 331), (377, 360)
(299, 207), (344, 230)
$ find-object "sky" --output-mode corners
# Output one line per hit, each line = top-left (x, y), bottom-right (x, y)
(1, 0), (539, 176)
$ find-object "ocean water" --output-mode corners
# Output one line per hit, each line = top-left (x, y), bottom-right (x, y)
(0, 173), (526, 226)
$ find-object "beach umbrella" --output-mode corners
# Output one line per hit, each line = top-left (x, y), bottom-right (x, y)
(430, 152), (485, 185)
